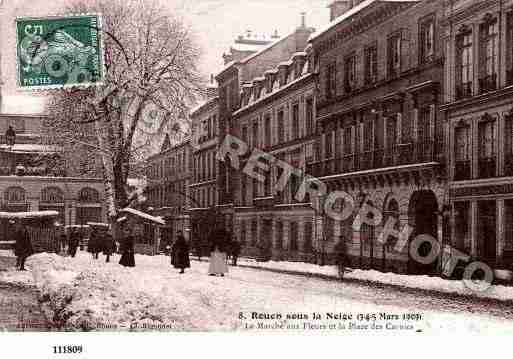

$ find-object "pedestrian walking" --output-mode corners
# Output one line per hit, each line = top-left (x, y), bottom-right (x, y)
(88, 228), (102, 259)
(334, 235), (347, 280)
(12, 219), (33, 271)
(208, 228), (229, 276)
(103, 231), (116, 263)
(68, 229), (80, 258)
(119, 224), (135, 267)
(171, 230), (190, 274)
(230, 238), (241, 266)
(59, 232), (68, 255)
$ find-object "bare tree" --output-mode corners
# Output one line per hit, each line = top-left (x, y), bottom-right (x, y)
(45, 0), (202, 224)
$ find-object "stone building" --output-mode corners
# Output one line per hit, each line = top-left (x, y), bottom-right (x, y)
(146, 137), (191, 244)
(190, 97), (219, 211)
(188, 94), (219, 251)
(216, 17), (314, 242)
(0, 114), (105, 225)
(309, 0), (447, 274)
(231, 49), (317, 260)
(441, 0), (513, 270)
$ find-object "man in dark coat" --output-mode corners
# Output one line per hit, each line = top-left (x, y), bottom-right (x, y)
(12, 220), (33, 271)
(119, 224), (135, 267)
(230, 238), (241, 266)
(88, 228), (105, 259)
(171, 230), (190, 274)
(334, 236), (347, 280)
(68, 229), (80, 258)
(103, 232), (115, 263)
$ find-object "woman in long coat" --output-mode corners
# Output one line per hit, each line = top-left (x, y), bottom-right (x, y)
(171, 231), (190, 274)
(119, 225), (135, 267)
(208, 228), (229, 276)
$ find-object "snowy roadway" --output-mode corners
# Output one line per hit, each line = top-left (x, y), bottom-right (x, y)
(1, 252), (505, 333)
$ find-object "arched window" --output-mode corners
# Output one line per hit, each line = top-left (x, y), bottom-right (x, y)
(3, 187), (28, 212)
(78, 188), (100, 203)
(41, 187), (64, 203)
(4, 187), (26, 203)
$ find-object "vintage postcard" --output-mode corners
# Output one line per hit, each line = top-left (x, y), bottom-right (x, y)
(0, 0), (513, 352)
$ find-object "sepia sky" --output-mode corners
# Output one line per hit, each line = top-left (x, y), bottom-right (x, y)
(0, 0), (329, 113)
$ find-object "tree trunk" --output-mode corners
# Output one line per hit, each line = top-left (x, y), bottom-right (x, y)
(94, 105), (117, 222)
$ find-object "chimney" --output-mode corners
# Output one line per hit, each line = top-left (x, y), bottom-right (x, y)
(327, 0), (353, 22)
(271, 29), (280, 39)
(300, 12), (306, 28)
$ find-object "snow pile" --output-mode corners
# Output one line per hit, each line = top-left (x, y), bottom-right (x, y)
(0, 269), (34, 286)
(17, 252), (513, 333)
(238, 259), (513, 303)
(25, 253), (241, 331)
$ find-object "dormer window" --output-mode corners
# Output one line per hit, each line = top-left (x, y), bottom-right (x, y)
(278, 64), (288, 86)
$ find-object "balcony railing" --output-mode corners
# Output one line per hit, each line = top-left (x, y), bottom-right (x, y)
(306, 140), (444, 178)
(478, 156), (497, 179)
(479, 74), (497, 94)
(455, 82), (473, 100)
(454, 160), (471, 181)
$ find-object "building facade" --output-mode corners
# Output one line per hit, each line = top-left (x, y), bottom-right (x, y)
(146, 137), (192, 244)
(190, 98), (219, 210)
(0, 114), (105, 225)
(144, 0), (513, 274)
(442, 0), (513, 270)
(216, 17), (314, 242)
(309, 0), (447, 273)
(231, 50), (317, 260)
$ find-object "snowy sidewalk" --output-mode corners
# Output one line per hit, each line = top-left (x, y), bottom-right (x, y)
(229, 257), (513, 304)
(5, 251), (512, 333)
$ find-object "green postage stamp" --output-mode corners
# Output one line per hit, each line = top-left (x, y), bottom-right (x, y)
(16, 14), (104, 90)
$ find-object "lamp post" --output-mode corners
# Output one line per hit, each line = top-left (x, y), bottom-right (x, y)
(314, 193), (327, 266)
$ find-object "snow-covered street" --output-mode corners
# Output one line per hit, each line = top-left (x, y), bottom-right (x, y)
(0, 251), (507, 333)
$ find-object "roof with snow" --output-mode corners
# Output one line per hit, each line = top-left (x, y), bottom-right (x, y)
(119, 208), (165, 225)
(0, 144), (59, 153)
(309, 0), (419, 42)
(231, 42), (269, 53)
(0, 210), (59, 219)
(87, 222), (109, 228)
